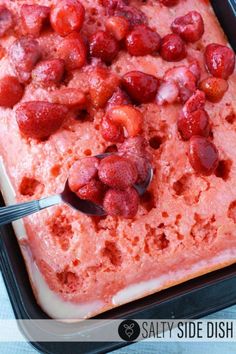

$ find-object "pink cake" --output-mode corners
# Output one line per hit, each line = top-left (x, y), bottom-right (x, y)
(0, 0), (236, 319)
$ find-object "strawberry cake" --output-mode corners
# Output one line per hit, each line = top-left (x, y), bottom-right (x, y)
(0, 0), (236, 319)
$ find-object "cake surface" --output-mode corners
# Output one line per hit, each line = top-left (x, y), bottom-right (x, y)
(0, 0), (236, 319)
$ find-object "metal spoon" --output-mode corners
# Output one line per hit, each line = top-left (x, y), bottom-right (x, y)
(0, 153), (153, 226)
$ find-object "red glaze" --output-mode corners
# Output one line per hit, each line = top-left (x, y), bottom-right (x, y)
(107, 105), (143, 137)
(205, 44), (235, 79)
(159, 0), (179, 6)
(103, 187), (139, 218)
(188, 136), (219, 175)
(171, 11), (204, 43)
(50, 88), (87, 109)
(9, 37), (41, 83)
(105, 16), (129, 41)
(32, 59), (65, 86)
(50, 0), (85, 36)
(16, 101), (68, 139)
(122, 71), (159, 103)
(21, 4), (50, 37)
(89, 66), (120, 108)
(199, 77), (229, 103)
(0, 6), (13, 37)
(57, 32), (87, 70)
(183, 90), (206, 114)
(98, 155), (138, 189)
(101, 117), (125, 143)
(160, 34), (186, 62)
(178, 109), (210, 141)
(89, 30), (119, 64)
(164, 66), (197, 103)
(0, 76), (24, 108)
(126, 25), (161, 56)
(68, 157), (99, 192)
(76, 179), (105, 204)
(106, 87), (131, 109)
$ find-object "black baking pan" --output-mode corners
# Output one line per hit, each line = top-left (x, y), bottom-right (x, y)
(0, 0), (236, 353)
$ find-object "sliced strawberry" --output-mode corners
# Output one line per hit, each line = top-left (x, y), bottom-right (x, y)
(0, 76), (24, 108)
(122, 71), (159, 103)
(16, 101), (68, 139)
(156, 80), (179, 105)
(88, 66), (120, 108)
(32, 59), (65, 86)
(21, 4), (50, 37)
(126, 25), (161, 56)
(76, 179), (105, 204)
(101, 117), (125, 143)
(57, 32), (87, 70)
(0, 6), (13, 37)
(89, 30), (119, 64)
(205, 43), (235, 79)
(178, 109), (210, 141)
(183, 90), (206, 115)
(105, 16), (129, 41)
(68, 157), (99, 192)
(160, 34), (186, 62)
(103, 187), (139, 218)
(164, 66), (197, 103)
(50, 0), (85, 36)
(188, 136), (219, 176)
(98, 155), (138, 189)
(171, 11), (204, 43)
(199, 77), (229, 103)
(9, 36), (41, 83)
(107, 105), (143, 137)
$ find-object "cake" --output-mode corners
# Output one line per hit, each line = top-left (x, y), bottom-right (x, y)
(0, 0), (235, 319)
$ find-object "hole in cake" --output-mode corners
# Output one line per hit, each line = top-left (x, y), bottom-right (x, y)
(102, 241), (122, 266)
(162, 211), (169, 218)
(84, 149), (92, 156)
(72, 259), (80, 267)
(19, 177), (43, 196)
(62, 70), (74, 85)
(214, 159), (232, 181)
(228, 201), (236, 223)
(104, 144), (118, 153)
(89, 7), (98, 16)
(149, 136), (163, 150)
(47, 210), (73, 251)
(56, 269), (79, 293)
(173, 177), (186, 196)
(190, 214), (217, 243)
(173, 173), (208, 204)
(50, 164), (61, 177)
(177, 233), (184, 240)
(140, 190), (156, 211)
(225, 112), (236, 124)
(132, 236), (140, 246)
(115, 65), (122, 74)
(144, 227), (169, 255)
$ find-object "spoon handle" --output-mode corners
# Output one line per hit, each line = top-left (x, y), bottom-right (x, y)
(0, 195), (61, 226)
